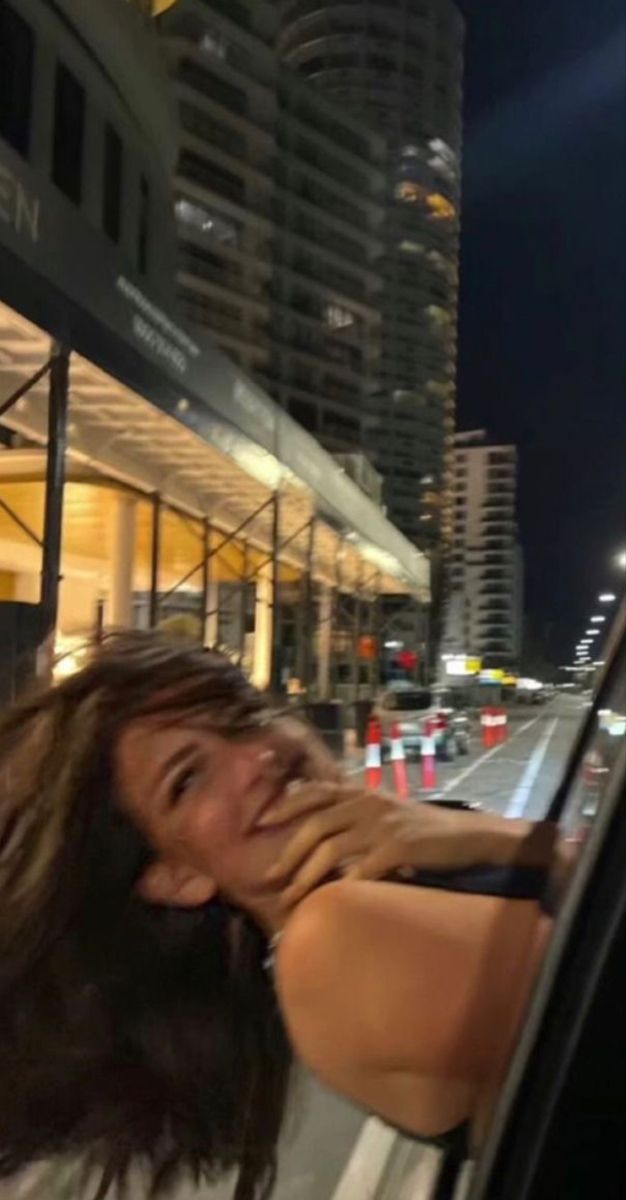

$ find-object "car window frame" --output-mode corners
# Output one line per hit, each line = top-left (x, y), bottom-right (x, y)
(466, 604), (626, 1200)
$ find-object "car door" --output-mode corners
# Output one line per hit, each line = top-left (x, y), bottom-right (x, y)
(464, 601), (626, 1200)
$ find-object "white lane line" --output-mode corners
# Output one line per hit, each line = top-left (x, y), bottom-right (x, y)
(329, 1118), (397, 1200)
(439, 717), (540, 796)
(504, 716), (559, 818)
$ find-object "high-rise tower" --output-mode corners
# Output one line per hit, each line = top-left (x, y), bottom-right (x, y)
(278, 0), (464, 553)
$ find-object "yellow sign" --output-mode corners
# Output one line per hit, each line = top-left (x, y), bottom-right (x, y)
(467, 658), (482, 675)
(502, 673), (519, 687)
(479, 668), (505, 683)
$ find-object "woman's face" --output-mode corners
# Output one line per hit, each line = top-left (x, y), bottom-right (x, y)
(116, 713), (337, 930)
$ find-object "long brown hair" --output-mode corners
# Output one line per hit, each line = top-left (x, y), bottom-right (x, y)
(0, 633), (292, 1199)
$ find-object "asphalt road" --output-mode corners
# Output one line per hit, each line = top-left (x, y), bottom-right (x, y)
(346, 693), (584, 819)
(6, 697), (586, 1200)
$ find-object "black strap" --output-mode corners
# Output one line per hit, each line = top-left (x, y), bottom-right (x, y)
(394, 864), (550, 907)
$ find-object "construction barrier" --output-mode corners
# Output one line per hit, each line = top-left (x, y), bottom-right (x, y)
(365, 717), (383, 790)
(420, 717), (438, 791)
(390, 721), (410, 802)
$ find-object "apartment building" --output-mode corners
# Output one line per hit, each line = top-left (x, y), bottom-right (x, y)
(159, 0), (385, 453)
(277, 0), (464, 550)
(445, 431), (523, 668)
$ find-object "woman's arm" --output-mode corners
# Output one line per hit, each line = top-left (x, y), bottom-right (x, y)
(275, 880), (551, 1139)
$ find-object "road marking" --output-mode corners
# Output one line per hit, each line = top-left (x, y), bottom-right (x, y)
(329, 1118), (397, 1200)
(504, 717), (559, 818)
(439, 717), (540, 796)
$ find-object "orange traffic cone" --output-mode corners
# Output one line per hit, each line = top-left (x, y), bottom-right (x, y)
(365, 717), (383, 790)
(481, 707), (495, 749)
(420, 717), (438, 791)
(390, 721), (409, 802)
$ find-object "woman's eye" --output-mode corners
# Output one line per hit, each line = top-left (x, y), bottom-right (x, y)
(169, 766), (198, 807)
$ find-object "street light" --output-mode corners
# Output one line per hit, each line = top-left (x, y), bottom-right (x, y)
(590, 616), (606, 623)
(585, 629), (599, 637)
(616, 551), (626, 570)
(599, 593), (617, 603)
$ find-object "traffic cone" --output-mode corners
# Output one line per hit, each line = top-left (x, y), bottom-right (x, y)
(481, 707), (495, 749)
(420, 717), (438, 791)
(498, 707), (508, 744)
(390, 721), (409, 802)
(365, 717), (383, 790)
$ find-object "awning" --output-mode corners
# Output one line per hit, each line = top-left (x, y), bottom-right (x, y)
(0, 299), (429, 598)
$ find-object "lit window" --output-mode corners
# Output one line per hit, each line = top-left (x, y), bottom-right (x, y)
(394, 180), (427, 204)
(426, 192), (456, 220)
(200, 30), (226, 60)
(399, 239), (425, 255)
(175, 198), (239, 245)
(324, 303), (354, 330)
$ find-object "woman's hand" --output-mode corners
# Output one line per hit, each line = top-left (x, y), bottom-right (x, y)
(260, 782), (550, 913)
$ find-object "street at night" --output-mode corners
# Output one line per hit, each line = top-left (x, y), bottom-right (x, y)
(1, 1), (624, 1199)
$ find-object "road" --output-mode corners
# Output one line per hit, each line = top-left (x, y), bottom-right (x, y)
(7, 697), (586, 1200)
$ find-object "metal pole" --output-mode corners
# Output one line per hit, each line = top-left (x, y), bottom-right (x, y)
(149, 493), (161, 628)
(353, 564), (363, 702)
(40, 344), (70, 633)
(373, 573), (383, 691)
(269, 491), (281, 693)
(332, 541), (343, 699)
(94, 597), (105, 645)
(302, 518), (316, 696)
(239, 540), (249, 665)
(201, 518), (210, 645)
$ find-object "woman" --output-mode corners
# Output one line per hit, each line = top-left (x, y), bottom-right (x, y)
(0, 632), (555, 1200)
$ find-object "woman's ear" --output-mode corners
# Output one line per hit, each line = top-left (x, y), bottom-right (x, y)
(137, 860), (217, 908)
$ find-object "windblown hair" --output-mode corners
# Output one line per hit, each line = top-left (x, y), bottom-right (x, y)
(0, 632), (292, 1200)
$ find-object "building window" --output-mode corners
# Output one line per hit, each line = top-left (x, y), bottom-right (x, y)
(102, 123), (123, 243)
(288, 397), (318, 432)
(52, 63), (85, 204)
(0, 1), (34, 158)
(175, 197), (239, 246)
(426, 192), (456, 220)
(138, 174), (150, 275)
(324, 303), (354, 331)
(395, 180), (425, 204)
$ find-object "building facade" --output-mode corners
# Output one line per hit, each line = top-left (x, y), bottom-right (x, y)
(277, 0), (464, 551)
(160, 0), (386, 455)
(0, 0), (428, 705)
(444, 431), (523, 669)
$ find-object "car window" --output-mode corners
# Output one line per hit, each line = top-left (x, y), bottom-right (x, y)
(464, 618), (626, 1200)
(393, 690), (432, 711)
(549, 639), (626, 894)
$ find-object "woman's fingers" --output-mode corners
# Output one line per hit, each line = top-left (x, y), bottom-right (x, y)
(257, 781), (343, 829)
(265, 798), (362, 884)
(279, 830), (367, 909)
(258, 780), (375, 831)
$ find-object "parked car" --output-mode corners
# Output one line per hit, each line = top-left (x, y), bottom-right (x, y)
(374, 684), (472, 762)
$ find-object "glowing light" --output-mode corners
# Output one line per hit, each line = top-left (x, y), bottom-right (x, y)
(426, 192), (456, 220)
(590, 616), (606, 623)
(599, 593), (616, 602)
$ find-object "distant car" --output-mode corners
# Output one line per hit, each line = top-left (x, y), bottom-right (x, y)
(374, 685), (472, 762)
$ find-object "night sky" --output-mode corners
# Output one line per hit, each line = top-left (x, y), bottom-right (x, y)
(457, 0), (626, 667)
